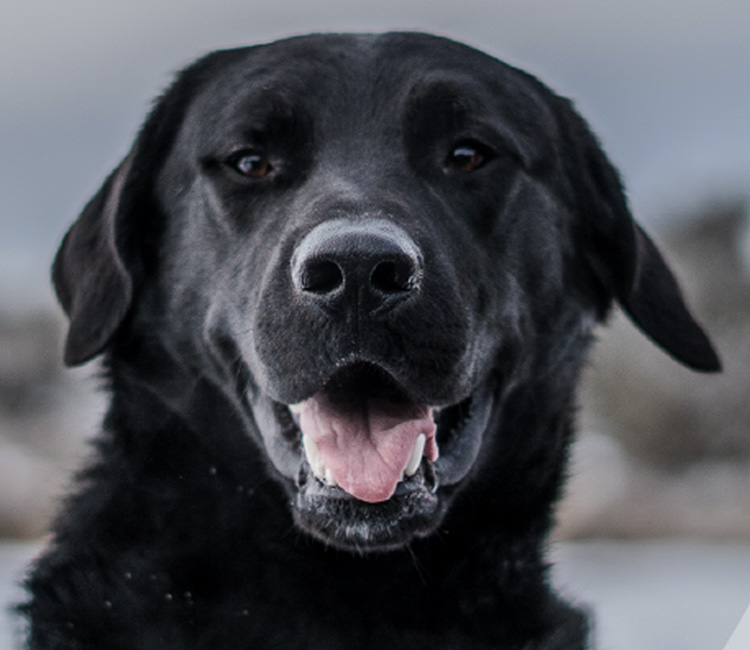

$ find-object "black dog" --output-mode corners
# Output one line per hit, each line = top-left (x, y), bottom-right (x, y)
(23, 33), (720, 649)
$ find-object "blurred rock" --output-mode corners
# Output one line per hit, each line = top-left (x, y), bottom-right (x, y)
(0, 314), (61, 418)
(0, 310), (103, 537)
(559, 200), (750, 539)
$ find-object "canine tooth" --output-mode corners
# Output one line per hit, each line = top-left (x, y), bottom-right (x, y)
(324, 467), (337, 487)
(289, 403), (303, 414)
(404, 434), (426, 477)
(302, 435), (325, 479)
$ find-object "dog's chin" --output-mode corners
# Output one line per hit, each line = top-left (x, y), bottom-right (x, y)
(253, 364), (496, 553)
(293, 469), (442, 553)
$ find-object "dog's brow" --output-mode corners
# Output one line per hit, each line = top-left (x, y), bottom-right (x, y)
(407, 77), (481, 111)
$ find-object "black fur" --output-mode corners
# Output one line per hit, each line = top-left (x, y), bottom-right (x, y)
(22, 33), (720, 649)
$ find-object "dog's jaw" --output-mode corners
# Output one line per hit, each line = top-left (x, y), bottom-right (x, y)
(248, 362), (498, 552)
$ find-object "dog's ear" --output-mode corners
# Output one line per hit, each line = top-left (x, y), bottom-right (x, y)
(53, 49), (239, 367)
(53, 152), (139, 366)
(557, 97), (721, 372)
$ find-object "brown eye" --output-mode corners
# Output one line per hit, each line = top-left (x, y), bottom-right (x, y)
(230, 151), (271, 178)
(445, 143), (489, 173)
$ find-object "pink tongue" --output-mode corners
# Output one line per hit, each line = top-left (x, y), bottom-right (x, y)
(297, 393), (437, 503)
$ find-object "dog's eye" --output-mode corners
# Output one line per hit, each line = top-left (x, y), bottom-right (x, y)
(228, 151), (272, 178)
(445, 143), (490, 173)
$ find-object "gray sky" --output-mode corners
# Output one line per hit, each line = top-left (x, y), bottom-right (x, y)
(1, 0), (748, 307)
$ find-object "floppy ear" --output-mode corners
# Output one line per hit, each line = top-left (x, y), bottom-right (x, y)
(558, 98), (721, 373)
(53, 153), (138, 366)
(612, 223), (721, 372)
(52, 48), (241, 367)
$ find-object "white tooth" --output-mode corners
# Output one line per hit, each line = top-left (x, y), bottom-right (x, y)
(302, 435), (325, 479)
(324, 467), (337, 487)
(289, 403), (303, 414)
(404, 434), (426, 478)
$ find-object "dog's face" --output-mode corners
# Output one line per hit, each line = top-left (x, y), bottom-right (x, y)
(53, 33), (719, 552)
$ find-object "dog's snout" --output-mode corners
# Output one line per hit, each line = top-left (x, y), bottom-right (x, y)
(291, 219), (423, 313)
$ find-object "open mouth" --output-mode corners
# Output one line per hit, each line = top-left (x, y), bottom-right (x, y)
(290, 364), (440, 503)
(266, 362), (495, 550)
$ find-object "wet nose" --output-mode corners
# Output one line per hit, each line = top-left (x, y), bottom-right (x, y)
(291, 219), (423, 314)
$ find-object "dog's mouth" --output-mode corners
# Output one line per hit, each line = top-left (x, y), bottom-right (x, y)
(290, 365), (440, 503)
(262, 362), (495, 551)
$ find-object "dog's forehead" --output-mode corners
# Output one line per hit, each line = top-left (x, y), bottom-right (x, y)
(181, 33), (549, 138)
(222, 32), (507, 92)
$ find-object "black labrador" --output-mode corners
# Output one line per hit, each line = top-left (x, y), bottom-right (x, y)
(23, 33), (720, 649)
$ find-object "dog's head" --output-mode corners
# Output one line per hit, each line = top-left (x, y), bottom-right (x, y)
(53, 33), (719, 552)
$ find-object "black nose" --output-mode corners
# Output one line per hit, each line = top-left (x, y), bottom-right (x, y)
(291, 219), (423, 314)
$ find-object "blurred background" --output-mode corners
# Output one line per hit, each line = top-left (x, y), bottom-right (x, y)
(0, 1), (748, 648)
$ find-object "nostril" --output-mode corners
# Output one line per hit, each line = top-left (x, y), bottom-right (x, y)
(291, 219), (424, 310)
(370, 260), (419, 294)
(299, 260), (344, 294)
